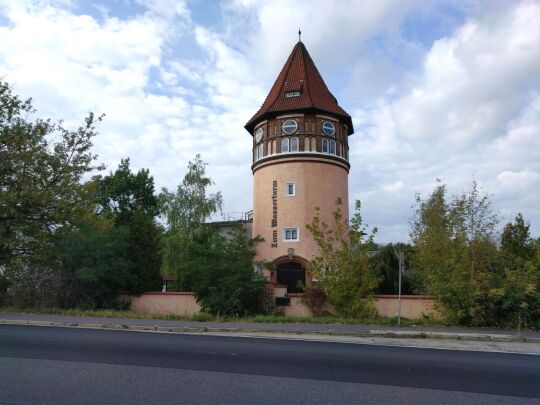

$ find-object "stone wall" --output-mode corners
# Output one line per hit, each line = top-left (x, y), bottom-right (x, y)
(123, 292), (438, 320)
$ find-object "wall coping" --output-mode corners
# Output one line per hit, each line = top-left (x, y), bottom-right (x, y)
(130, 291), (196, 296)
(126, 292), (434, 299)
(284, 293), (434, 300)
(373, 294), (434, 300)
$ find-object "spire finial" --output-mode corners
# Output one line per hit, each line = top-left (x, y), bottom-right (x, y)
(298, 28), (301, 42)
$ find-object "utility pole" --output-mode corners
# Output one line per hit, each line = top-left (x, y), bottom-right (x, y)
(397, 251), (404, 326)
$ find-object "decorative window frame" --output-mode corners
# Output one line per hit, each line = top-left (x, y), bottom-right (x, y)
(254, 127), (264, 143)
(285, 182), (295, 197)
(283, 227), (299, 242)
(329, 140), (336, 155)
(281, 137), (290, 153)
(290, 137), (299, 152)
(322, 120), (336, 136)
(282, 119), (298, 135)
(322, 138), (329, 153)
(255, 143), (264, 160)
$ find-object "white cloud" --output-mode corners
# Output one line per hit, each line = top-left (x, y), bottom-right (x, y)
(1, 0), (538, 240)
(351, 0), (540, 240)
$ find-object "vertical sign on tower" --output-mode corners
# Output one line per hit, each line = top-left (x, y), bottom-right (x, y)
(271, 180), (278, 248)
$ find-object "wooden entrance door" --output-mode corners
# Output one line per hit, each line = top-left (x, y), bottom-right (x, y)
(276, 261), (305, 293)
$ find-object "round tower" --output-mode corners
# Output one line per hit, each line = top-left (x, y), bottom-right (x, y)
(245, 39), (353, 293)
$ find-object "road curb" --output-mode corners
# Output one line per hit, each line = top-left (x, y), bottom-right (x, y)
(2, 318), (538, 343)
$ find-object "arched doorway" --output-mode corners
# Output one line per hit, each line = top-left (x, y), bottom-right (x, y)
(276, 261), (305, 293)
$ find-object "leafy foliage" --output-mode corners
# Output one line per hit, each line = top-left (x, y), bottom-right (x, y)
(306, 198), (379, 317)
(1, 81), (102, 262)
(370, 243), (421, 295)
(93, 159), (162, 294)
(55, 216), (133, 309)
(491, 214), (539, 329)
(188, 226), (269, 316)
(160, 154), (223, 291)
(410, 181), (500, 325)
(160, 155), (268, 316)
(0, 81), (104, 305)
(410, 181), (540, 328)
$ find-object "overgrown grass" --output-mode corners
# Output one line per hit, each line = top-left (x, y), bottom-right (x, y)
(0, 306), (446, 326)
(250, 314), (447, 326)
(0, 306), (210, 322)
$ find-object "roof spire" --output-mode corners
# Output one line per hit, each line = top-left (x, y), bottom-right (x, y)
(298, 28), (301, 42)
(245, 38), (353, 134)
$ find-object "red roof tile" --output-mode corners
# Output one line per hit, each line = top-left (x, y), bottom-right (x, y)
(245, 41), (353, 134)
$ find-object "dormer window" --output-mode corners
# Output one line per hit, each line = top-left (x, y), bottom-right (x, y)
(285, 91), (300, 98)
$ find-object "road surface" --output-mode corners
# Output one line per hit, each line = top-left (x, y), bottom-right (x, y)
(0, 325), (538, 404)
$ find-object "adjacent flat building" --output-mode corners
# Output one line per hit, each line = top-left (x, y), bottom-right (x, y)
(245, 38), (354, 294)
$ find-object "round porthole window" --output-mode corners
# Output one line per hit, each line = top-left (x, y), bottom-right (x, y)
(322, 121), (335, 136)
(282, 119), (298, 135)
(255, 127), (264, 143)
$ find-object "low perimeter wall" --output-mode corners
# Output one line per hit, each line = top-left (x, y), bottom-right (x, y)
(373, 295), (437, 319)
(123, 292), (438, 319)
(123, 292), (201, 315)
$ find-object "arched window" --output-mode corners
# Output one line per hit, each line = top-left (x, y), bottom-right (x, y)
(330, 140), (336, 155)
(322, 138), (329, 153)
(281, 137), (289, 153)
(304, 137), (311, 151)
(255, 143), (264, 160)
(290, 137), (299, 152)
(311, 137), (317, 151)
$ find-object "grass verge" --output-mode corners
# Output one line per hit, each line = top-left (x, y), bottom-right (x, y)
(0, 306), (447, 326)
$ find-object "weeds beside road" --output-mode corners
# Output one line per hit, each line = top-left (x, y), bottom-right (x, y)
(0, 306), (445, 327)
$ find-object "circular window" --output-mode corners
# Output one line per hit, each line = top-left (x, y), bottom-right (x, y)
(322, 121), (335, 136)
(282, 119), (298, 135)
(255, 127), (264, 143)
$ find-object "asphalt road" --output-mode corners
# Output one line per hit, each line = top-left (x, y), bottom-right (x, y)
(0, 325), (538, 404)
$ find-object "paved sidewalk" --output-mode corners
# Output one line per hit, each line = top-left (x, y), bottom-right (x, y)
(1, 311), (539, 342)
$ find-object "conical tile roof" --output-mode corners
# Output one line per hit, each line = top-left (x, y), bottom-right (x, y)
(245, 41), (353, 134)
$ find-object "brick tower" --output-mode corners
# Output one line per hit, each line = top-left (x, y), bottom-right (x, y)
(245, 38), (353, 293)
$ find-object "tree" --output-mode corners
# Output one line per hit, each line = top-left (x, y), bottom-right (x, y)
(492, 214), (539, 329)
(95, 158), (159, 223)
(93, 159), (162, 293)
(370, 243), (419, 295)
(410, 181), (499, 325)
(0, 82), (102, 260)
(160, 155), (223, 291)
(0, 81), (103, 304)
(306, 198), (379, 318)
(160, 156), (269, 315)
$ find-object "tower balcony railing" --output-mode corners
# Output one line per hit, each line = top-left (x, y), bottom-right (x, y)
(220, 210), (253, 222)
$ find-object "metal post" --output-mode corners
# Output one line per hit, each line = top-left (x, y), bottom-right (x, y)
(397, 251), (403, 326)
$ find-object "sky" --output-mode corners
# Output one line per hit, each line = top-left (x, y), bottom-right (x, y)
(1, 0), (539, 242)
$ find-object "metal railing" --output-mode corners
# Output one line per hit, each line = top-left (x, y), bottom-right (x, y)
(220, 210), (253, 222)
